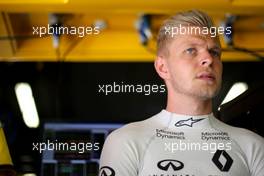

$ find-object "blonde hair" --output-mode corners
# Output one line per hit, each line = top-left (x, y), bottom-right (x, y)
(157, 10), (218, 56)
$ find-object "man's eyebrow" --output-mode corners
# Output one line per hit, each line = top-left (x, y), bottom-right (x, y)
(183, 37), (208, 46)
(182, 42), (206, 48)
(180, 38), (222, 50)
(210, 46), (221, 51)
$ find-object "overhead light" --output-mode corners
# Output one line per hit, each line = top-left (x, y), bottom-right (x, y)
(221, 82), (248, 105)
(23, 174), (37, 176)
(15, 83), (39, 128)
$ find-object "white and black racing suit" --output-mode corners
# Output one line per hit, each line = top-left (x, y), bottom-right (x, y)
(99, 110), (264, 176)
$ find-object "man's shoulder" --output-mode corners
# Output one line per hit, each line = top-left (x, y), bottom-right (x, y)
(105, 112), (162, 145)
(212, 117), (264, 145)
(112, 113), (159, 137)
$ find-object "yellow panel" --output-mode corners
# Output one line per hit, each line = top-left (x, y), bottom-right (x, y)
(222, 52), (261, 62)
(0, 0), (67, 4)
(0, 0), (263, 14)
(232, 0), (264, 6)
(234, 33), (264, 49)
(2, 29), (262, 62)
(0, 2), (264, 62)
(0, 126), (13, 165)
(0, 13), (15, 58)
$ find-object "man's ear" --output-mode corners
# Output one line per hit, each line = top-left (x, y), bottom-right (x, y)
(154, 56), (170, 80)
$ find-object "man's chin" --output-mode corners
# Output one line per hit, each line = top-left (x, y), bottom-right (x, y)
(193, 87), (219, 100)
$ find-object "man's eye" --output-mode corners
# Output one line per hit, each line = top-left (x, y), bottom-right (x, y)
(209, 49), (221, 58)
(185, 48), (195, 54)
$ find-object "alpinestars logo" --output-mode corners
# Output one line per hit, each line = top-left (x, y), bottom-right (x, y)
(157, 159), (184, 171)
(99, 166), (115, 176)
(175, 118), (204, 127)
(212, 150), (233, 172)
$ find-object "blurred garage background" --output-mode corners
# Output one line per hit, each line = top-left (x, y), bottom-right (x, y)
(0, 0), (264, 176)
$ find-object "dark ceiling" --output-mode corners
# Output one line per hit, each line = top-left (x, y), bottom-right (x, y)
(1, 61), (264, 174)
(1, 61), (264, 123)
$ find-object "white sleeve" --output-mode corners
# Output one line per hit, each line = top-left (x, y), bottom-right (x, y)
(249, 134), (264, 176)
(99, 130), (139, 176)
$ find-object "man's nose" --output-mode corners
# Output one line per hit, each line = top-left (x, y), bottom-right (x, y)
(200, 50), (213, 67)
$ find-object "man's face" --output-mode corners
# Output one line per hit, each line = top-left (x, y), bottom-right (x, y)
(164, 33), (222, 100)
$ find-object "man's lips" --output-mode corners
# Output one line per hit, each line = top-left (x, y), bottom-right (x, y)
(196, 72), (216, 81)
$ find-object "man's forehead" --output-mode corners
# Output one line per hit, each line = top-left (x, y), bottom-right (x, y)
(173, 33), (221, 48)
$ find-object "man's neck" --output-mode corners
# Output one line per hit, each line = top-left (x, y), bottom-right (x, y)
(166, 92), (213, 116)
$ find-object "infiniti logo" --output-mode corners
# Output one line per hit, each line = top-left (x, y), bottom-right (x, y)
(157, 159), (184, 171)
(99, 166), (115, 176)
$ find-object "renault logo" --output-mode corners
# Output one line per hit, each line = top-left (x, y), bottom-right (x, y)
(99, 166), (115, 176)
(157, 159), (184, 171)
(212, 150), (233, 172)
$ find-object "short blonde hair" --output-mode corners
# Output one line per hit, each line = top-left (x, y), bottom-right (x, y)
(157, 10), (218, 56)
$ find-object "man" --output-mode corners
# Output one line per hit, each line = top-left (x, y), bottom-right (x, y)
(99, 10), (264, 176)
